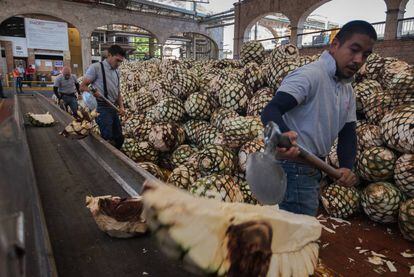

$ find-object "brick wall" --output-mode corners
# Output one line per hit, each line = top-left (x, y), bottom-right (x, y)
(299, 38), (414, 65)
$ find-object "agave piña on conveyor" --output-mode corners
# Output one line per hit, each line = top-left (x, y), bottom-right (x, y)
(86, 195), (147, 238)
(26, 112), (55, 127)
(142, 181), (321, 277)
(60, 107), (99, 139)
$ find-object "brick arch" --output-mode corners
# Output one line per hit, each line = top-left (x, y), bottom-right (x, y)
(297, 0), (332, 29)
(243, 12), (291, 41)
(0, 11), (82, 31)
(88, 21), (161, 43)
(398, 0), (411, 18)
(83, 18), (162, 43)
(400, 0), (410, 8)
(1, 0), (218, 72)
(258, 24), (281, 39)
(234, 0), (332, 55)
(401, 0), (414, 17)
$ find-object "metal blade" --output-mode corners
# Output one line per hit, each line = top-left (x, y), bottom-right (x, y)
(246, 152), (287, 205)
(81, 91), (97, 111)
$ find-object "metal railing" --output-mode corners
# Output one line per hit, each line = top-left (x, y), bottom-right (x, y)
(67, 0), (205, 20)
(398, 17), (414, 38)
(372, 21), (386, 39)
(243, 35), (291, 49)
(297, 28), (339, 48)
(297, 21), (386, 48)
(4, 78), (55, 88)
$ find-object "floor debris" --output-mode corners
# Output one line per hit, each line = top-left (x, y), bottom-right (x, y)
(321, 224), (336, 234)
(329, 217), (351, 225)
(401, 251), (414, 258)
(368, 256), (384, 265)
(371, 251), (387, 258)
(386, 261), (397, 272)
(373, 266), (387, 274)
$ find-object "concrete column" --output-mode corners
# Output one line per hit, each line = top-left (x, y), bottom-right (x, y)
(159, 45), (164, 59)
(63, 51), (71, 67)
(296, 26), (305, 48)
(233, 2), (243, 59)
(290, 27), (298, 46)
(27, 49), (35, 66)
(384, 8), (404, 40)
(291, 19), (304, 48)
(0, 45), (4, 83)
(80, 34), (91, 75)
(149, 37), (156, 58)
(4, 41), (14, 74)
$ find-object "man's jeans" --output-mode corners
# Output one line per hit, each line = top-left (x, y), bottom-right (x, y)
(0, 79), (4, 98)
(96, 106), (124, 149)
(61, 94), (78, 117)
(15, 77), (23, 93)
(278, 160), (322, 216)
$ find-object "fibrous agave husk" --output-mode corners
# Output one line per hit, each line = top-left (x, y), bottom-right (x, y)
(26, 112), (55, 127)
(142, 183), (321, 277)
(86, 195), (147, 238)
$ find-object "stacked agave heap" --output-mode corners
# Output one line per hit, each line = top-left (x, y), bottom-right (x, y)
(118, 43), (320, 205)
(323, 53), (414, 240)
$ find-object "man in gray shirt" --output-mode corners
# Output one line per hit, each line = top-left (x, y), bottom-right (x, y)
(261, 21), (377, 216)
(53, 66), (80, 116)
(80, 45), (126, 149)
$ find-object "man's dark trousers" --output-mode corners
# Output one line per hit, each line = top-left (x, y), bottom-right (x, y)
(96, 106), (124, 149)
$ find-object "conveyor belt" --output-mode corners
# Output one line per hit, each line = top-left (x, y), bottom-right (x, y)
(19, 94), (195, 277)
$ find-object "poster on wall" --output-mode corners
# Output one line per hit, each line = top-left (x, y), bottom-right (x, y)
(0, 36), (28, 57)
(25, 18), (69, 51)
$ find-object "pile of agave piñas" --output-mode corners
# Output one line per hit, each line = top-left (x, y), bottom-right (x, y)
(322, 52), (414, 242)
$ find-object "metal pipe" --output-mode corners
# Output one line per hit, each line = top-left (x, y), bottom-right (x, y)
(254, 22), (258, 40)
(202, 14), (235, 23)
(203, 8), (234, 19)
(206, 22), (235, 29)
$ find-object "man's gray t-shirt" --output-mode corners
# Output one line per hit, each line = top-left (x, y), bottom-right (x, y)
(53, 74), (78, 95)
(84, 60), (120, 104)
(276, 51), (357, 157)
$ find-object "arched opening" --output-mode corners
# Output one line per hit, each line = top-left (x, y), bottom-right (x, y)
(299, 0), (387, 47)
(0, 14), (82, 88)
(244, 13), (291, 50)
(90, 24), (161, 62)
(163, 32), (218, 60)
(399, 0), (414, 37)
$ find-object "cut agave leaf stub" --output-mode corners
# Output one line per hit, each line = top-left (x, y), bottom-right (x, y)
(246, 153), (287, 205)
